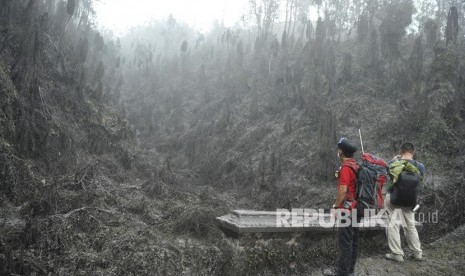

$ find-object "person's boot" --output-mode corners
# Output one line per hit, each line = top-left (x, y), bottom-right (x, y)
(322, 268), (337, 276)
(385, 253), (404, 262)
(412, 252), (423, 261)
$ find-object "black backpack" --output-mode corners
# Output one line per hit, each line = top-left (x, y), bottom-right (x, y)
(389, 160), (421, 208)
(345, 153), (388, 218)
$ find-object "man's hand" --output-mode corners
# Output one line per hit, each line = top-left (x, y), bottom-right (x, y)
(335, 185), (348, 208)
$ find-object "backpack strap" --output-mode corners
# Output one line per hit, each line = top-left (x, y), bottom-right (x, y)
(341, 161), (359, 174)
(340, 162), (360, 200)
(409, 159), (424, 181)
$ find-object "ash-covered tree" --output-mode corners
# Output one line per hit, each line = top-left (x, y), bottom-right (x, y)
(324, 39), (336, 92)
(76, 37), (89, 64)
(180, 40), (189, 93)
(368, 29), (380, 77)
(219, 102), (231, 129)
(258, 153), (267, 187)
(180, 40), (188, 52)
(113, 75), (123, 102)
(283, 0), (293, 41)
(379, 0), (414, 60)
(312, 17), (326, 67)
(94, 32), (105, 52)
(284, 113), (292, 134)
(0, 0), (15, 24)
(445, 6), (459, 46)
(249, 0), (280, 40)
(281, 30), (288, 50)
(11, 13), (47, 90)
(67, 0), (76, 16)
(340, 53), (352, 84)
(249, 92), (259, 121)
(24, 0), (38, 23)
(54, 0), (68, 34)
(96, 80), (104, 102)
(236, 40), (244, 66)
(60, 0), (76, 37)
(316, 0), (355, 42)
(92, 61), (105, 86)
(132, 42), (153, 76)
(283, 0), (312, 42)
(315, 17), (326, 41)
(357, 13), (370, 42)
(306, 20), (314, 39)
(409, 36), (423, 82)
(116, 56), (121, 68)
(316, 109), (337, 180)
(423, 18), (438, 48)
(312, 0), (323, 16)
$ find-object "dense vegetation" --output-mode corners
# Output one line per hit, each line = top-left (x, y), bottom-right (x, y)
(119, 0), (465, 225)
(1, 0), (464, 275)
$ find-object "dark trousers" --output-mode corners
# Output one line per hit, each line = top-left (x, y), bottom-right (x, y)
(337, 218), (359, 276)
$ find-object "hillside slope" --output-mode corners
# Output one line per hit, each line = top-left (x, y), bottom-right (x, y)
(1, 1), (465, 275)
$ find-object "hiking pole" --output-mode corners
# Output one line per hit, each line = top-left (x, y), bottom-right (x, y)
(359, 129), (365, 155)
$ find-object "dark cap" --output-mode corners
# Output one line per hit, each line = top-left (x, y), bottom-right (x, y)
(337, 137), (357, 157)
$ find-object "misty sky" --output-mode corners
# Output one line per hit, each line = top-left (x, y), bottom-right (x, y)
(94, 0), (249, 34)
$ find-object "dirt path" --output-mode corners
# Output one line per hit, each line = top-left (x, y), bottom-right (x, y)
(309, 224), (465, 275)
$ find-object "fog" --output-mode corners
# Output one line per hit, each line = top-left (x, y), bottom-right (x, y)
(94, 0), (250, 34)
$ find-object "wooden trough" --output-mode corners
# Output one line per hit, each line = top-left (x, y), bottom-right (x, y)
(216, 209), (422, 239)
